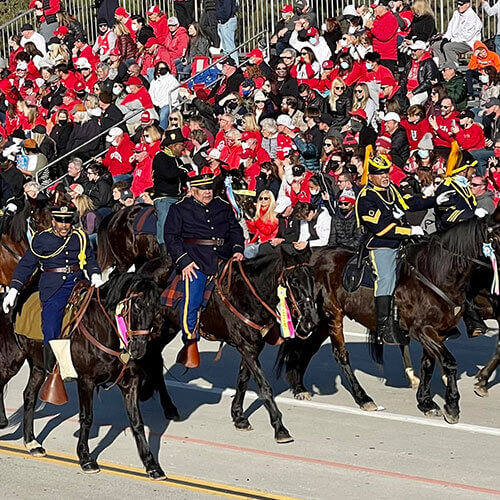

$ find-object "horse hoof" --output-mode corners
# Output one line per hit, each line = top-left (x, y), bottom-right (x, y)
(409, 377), (420, 390)
(164, 409), (181, 421)
(360, 401), (378, 412)
(474, 384), (488, 398)
(29, 447), (46, 457)
(275, 430), (294, 444)
(147, 468), (166, 481)
(235, 420), (253, 431)
(81, 461), (100, 474)
(0, 420), (8, 429)
(423, 408), (442, 418)
(294, 391), (312, 401)
(443, 407), (460, 425)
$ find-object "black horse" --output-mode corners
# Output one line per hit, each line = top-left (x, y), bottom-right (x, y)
(139, 247), (320, 443)
(0, 273), (175, 479)
(275, 217), (498, 423)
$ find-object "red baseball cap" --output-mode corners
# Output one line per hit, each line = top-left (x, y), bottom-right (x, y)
(74, 80), (85, 92)
(376, 135), (392, 149)
(144, 37), (160, 48)
(109, 47), (121, 56)
(134, 142), (146, 152)
(245, 48), (263, 60)
(343, 132), (358, 146)
(141, 111), (152, 122)
(146, 5), (161, 15)
(241, 131), (260, 142)
(348, 108), (367, 120)
(322, 60), (334, 70)
(306, 27), (318, 37)
(64, 88), (76, 99)
(53, 26), (69, 36)
(124, 76), (142, 86)
(281, 4), (293, 12)
(115, 7), (128, 16)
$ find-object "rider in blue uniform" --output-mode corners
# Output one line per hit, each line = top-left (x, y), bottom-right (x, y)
(3, 206), (102, 376)
(355, 155), (435, 345)
(165, 173), (244, 368)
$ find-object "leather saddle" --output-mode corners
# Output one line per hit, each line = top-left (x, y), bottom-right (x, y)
(341, 246), (372, 293)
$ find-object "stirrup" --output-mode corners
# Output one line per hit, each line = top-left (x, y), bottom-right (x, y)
(176, 341), (200, 369)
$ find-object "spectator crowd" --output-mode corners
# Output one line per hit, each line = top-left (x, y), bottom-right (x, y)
(0, 0), (499, 257)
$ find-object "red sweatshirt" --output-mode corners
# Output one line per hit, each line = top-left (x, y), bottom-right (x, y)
(368, 10), (398, 61)
(72, 44), (100, 69)
(164, 26), (189, 60)
(358, 63), (395, 85)
(131, 156), (153, 196)
(102, 134), (134, 176)
(433, 112), (460, 148)
(149, 15), (169, 44)
(401, 118), (433, 150)
(121, 86), (154, 109)
(455, 123), (486, 151)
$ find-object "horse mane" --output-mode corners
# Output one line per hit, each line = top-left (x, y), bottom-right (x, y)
(241, 252), (283, 288)
(411, 218), (488, 286)
(101, 272), (156, 310)
(3, 201), (30, 243)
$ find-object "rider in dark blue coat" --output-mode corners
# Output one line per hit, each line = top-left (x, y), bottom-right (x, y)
(165, 173), (244, 368)
(3, 206), (102, 376)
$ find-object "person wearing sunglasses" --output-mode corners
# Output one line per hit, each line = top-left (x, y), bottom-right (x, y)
(440, 60), (468, 112)
(428, 97), (459, 155)
(289, 24), (332, 67)
(93, 18), (117, 62)
(470, 175), (495, 215)
(328, 188), (361, 249)
(289, 46), (320, 88)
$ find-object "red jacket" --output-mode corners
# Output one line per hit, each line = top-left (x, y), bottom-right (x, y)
(368, 11), (398, 61)
(288, 171), (313, 206)
(433, 112), (460, 148)
(165, 26), (189, 60)
(149, 14), (169, 43)
(72, 44), (100, 69)
(246, 208), (279, 243)
(60, 71), (81, 91)
(102, 134), (134, 176)
(29, 0), (60, 23)
(358, 63), (395, 85)
(401, 118), (433, 151)
(131, 155), (153, 196)
(121, 86), (154, 109)
(8, 47), (24, 72)
(242, 147), (270, 190)
(80, 73), (98, 94)
(220, 143), (243, 170)
(455, 123), (486, 151)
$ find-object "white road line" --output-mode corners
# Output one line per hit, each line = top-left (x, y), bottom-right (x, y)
(165, 380), (500, 437)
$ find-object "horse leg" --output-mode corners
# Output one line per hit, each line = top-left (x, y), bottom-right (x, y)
(400, 344), (420, 389)
(77, 377), (100, 474)
(440, 344), (461, 424)
(120, 376), (166, 480)
(474, 336), (500, 397)
(0, 381), (8, 429)
(23, 360), (47, 457)
(416, 348), (442, 417)
(231, 359), (252, 431)
(237, 343), (293, 443)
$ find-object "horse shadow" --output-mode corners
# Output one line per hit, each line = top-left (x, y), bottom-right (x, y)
(1, 378), (174, 462)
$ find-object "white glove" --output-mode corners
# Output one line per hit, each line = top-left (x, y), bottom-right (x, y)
(421, 185), (434, 197)
(91, 274), (104, 287)
(3, 288), (18, 314)
(410, 226), (424, 236)
(5, 203), (17, 214)
(436, 190), (454, 206)
(475, 207), (489, 218)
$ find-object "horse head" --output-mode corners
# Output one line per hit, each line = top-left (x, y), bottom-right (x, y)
(279, 246), (319, 338)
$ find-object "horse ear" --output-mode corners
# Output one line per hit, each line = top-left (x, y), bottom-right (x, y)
(280, 244), (312, 266)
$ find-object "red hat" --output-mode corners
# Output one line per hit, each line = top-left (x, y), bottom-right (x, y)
(109, 47), (121, 56)
(64, 88), (76, 99)
(338, 189), (356, 204)
(115, 7), (128, 16)
(375, 135), (392, 149)
(124, 76), (142, 86)
(141, 110), (152, 122)
(146, 5), (161, 15)
(281, 4), (293, 12)
(53, 26), (69, 36)
(348, 108), (367, 120)
(322, 60), (334, 70)
(306, 27), (318, 37)
(245, 48), (263, 60)
(343, 132), (358, 146)
(241, 131), (260, 142)
(134, 142), (146, 152)
(380, 75), (396, 86)
(144, 37), (160, 48)
(74, 80), (85, 93)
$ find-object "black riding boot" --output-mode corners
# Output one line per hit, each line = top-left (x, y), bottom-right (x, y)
(374, 295), (409, 346)
(43, 344), (56, 374)
(463, 301), (488, 338)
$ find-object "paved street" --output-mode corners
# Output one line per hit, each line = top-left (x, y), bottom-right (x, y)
(0, 319), (498, 499)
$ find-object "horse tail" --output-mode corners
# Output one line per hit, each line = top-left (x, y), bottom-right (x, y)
(96, 213), (116, 271)
(274, 339), (302, 379)
(367, 329), (384, 365)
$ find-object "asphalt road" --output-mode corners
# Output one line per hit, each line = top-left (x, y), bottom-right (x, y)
(0, 319), (499, 499)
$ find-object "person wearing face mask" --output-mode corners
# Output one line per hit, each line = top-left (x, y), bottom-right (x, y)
(149, 62), (180, 130)
(466, 41), (500, 96)
(98, 127), (135, 182)
(239, 131), (271, 189)
(359, 51), (396, 85)
(93, 18), (117, 62)
(290, 24), (332, 66)
(99, 91), (124, 133)
(328, 188), (361, 249)
(50, 110), (73, 160)
(344, 109), (377, 147)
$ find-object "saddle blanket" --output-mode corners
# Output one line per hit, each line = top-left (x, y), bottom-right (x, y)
(161, 270), (215, 309)
(133, 206), (157, 235)
(345, 254), (402, 289)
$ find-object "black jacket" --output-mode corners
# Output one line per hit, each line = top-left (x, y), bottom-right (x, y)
(407, 14), (436, 42)
(50, 122), (73, 157)
(216, 0), (237, 23)
(328, 210), (362, 249)
(66, 118), (102, 161)
(85, 174), (112, 209)
(390, 126), (410, 168)
(101, 104), (125, 134)
(399, 56), (440, 95)
(152, 151), (189, 198)
(329, 92), (352, 130)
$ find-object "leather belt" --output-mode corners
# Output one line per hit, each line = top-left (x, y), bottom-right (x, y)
(184, 238), (225, 247)
(43, 265), (80, 273)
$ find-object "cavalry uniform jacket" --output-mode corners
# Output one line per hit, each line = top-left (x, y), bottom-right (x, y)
(10, 228), (100, 301)
(434, 177), (476, 231)
(165, 196), (244, 275)
(356, 182), (434, 249)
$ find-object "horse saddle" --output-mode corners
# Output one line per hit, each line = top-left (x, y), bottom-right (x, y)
(133, 206), (157, 235)
(341, 251), (373, 293)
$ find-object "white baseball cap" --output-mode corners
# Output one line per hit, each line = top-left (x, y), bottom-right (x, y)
(76, 57), (91, 69)
(276, 114), (294, 128)
(106, 127), (123, 141)
(275, 196), (292, 214)
(410, 40), (427, 51)
(382, 112), (401, 123)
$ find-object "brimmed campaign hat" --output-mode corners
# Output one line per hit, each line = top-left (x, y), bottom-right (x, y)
(50, 205), (76, 222)
(162, 128), (187, 146)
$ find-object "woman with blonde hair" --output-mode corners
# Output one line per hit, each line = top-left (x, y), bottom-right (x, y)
(242, 113), (260, 132)
(167, 110), (184, 130)
(328, 78), (351, 130)
(143, 125), (162, 155)
(68, 185), (97, 233)
(48, 41), (70, 65)
(114, 21), (137, 60)
(407, 0), (436, 42)
(352, 82), (378, 129)
(244, 190), (279, 258)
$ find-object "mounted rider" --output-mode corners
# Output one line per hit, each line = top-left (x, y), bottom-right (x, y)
(355, 154), (435, 345)
(2, 206), (102, 401)
(165, 173), (245, 369)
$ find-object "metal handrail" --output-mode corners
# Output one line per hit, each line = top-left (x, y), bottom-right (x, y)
(35, 108), (143, 184)
(167, 30), (268, 111)
(0, 9), (34, 30)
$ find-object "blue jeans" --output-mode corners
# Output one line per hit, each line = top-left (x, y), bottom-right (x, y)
(217, 17), (238, 64)
(155, 196), (178, 244)
(180, 270), (207, 341)
(470, 148), (492, 176)
(159, 105), (170, 131)
(175, 58), (192, 80)
(112, 173), (133, 184)
(370, 248), (398, 297)
(496, 35), (500, 55)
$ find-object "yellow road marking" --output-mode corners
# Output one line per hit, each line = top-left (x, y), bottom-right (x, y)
(0, 441), (299, 500)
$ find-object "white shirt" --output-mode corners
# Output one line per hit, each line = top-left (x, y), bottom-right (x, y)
(444, 8), (482, 47)
(149, 73), (180, 108)
(21, 32), (47, 56)
(482, 1), (500, 35)
(289, 31), (332, 65)
(299, 208), (332, 247)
